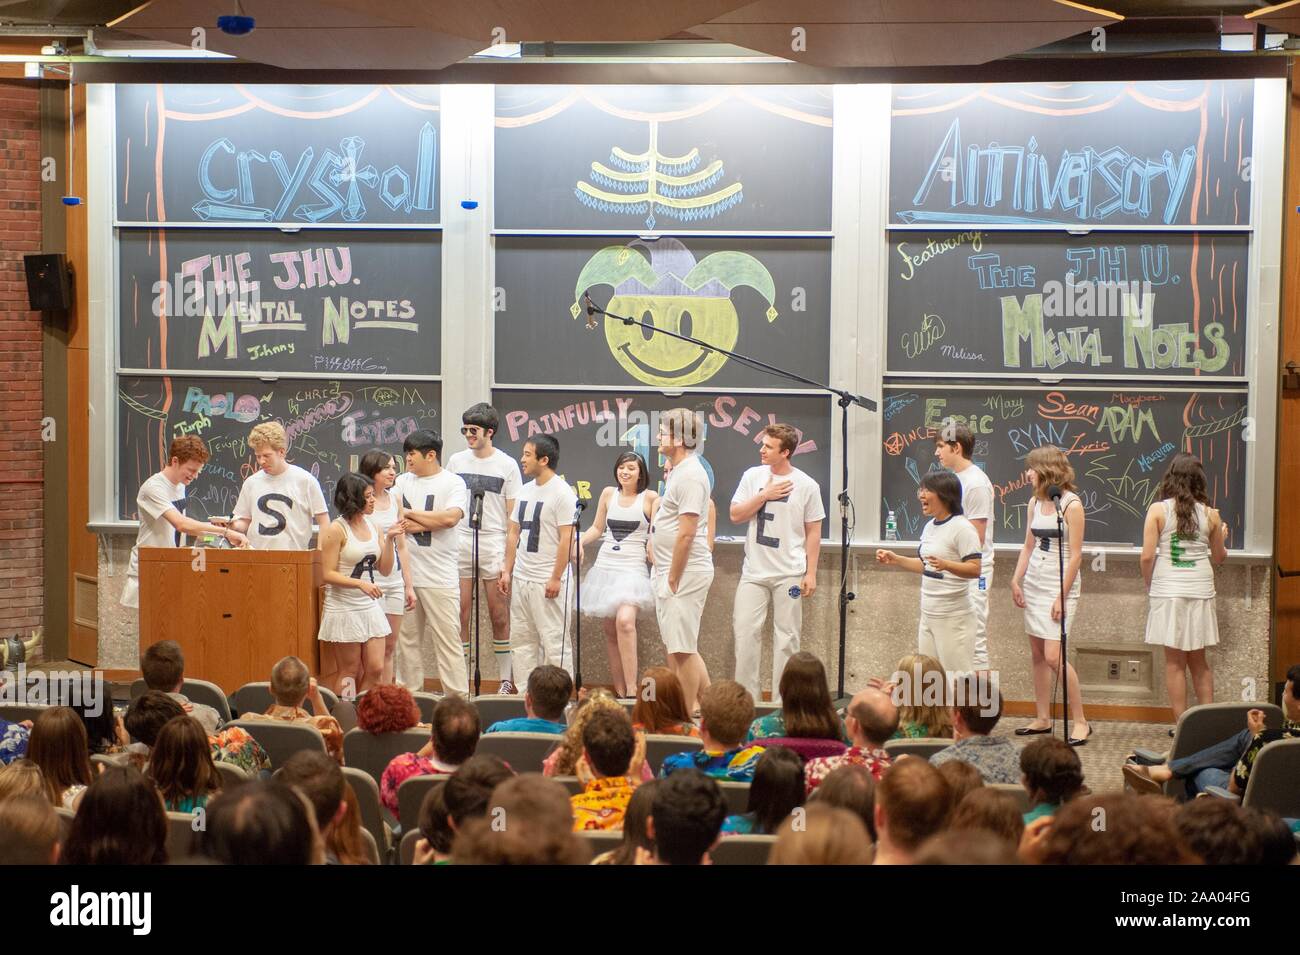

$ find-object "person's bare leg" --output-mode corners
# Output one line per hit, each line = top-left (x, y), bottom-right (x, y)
(1188, 649), (1214, 709)
(1044, 639), (1087, 736)
(673, 652), (710, 717)
(328, 644), (361, 696)
(382, 614), (402, 685)
(603, 618), (625, 696)
(615, 605), (639, 699)
(1027, 637), (1052, 728)
(1164, 647), (1189, 720)
(360, 637), (386, 692)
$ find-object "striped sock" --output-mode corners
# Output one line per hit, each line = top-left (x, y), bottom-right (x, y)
(494, 644), (513, 683)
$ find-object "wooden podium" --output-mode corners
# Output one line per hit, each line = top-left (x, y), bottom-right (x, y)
(138, 547), (323, 694)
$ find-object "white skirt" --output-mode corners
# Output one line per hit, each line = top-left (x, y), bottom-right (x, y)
(1022, 572), (1079, 641)
(580, 564), (655, 617)
(1144, 596), (1219, 651)
(318, 604), (392, 644)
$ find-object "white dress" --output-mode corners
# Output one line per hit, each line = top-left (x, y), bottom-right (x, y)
(1144, 500), (1219, 651)
(318, 517), (392, 644)
(370, 491), (406, 616)
(1022, 491), (1082, 641)
(581, 490), (655, 617)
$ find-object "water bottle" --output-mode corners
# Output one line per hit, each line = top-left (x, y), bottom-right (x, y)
(885, 511), (898, 542)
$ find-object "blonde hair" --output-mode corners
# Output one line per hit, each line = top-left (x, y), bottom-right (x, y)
(768, 804), (873, 865)
(551, 689), (624, 776)
(891, 654), (953, 739)
(660, 408), (703, 450)
(0, 760), (47, 801)
(1025, 445), (1076, 499)
(248, 421), (287, 453)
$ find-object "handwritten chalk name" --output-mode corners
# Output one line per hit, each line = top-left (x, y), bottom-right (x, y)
(1137, 442), (1177, 472)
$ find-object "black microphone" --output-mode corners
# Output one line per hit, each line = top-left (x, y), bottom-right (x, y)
(574, 500), (588, 516)
(469, 487), (485, 529)
(583, 293), (599, 331)
(1046, 484), (1063, 514)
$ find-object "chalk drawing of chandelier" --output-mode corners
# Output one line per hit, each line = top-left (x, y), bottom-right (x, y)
(574, 121), (743, 230)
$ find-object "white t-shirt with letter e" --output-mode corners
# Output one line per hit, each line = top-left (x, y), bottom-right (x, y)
(731, 465), (825, 581)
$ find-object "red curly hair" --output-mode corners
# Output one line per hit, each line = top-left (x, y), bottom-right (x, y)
(356, 684), (421, 735)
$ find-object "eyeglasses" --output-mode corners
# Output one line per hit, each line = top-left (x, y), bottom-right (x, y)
(460, 427), (481, 436)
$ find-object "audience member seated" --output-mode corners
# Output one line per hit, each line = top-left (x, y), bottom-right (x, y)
(631, 667), (699, 737)
(1029, 793), (1196, 865)
(1020, 737), (1085, 824)
(769, 804), (874, 865)
(570, 708), (640, 831)
(413, 780), (454, 865)
(62, 763), (168, 865)
(453, 774), (590, 865)
(592, 780), (658, 865)
(443, 755), (516, 839)
(1125, 663), (1299, 798)
(1175, 798), (1269, 866)
(660, 681), (766, 782)
(746, 652), (850, 744)
(380, 696), (480, 816)
(27, 707), (93, 809)
(201, 780), (323, 865)
(1244, 808), (1300, 865)
(545, 688), (647, 780)
(0, 759), (47, 802)
(148, 715), (222, 812)
(929, 672), (1018, 784)
(935, 760), (984, 811)
(643, 769), (726, 866)
(947, 787), (1025, 848)
(875, 654), (953, 739)
(872, 758), (952, 865)
(356, 684), (425, 736)
(0, 715), (30, 765)
(237, 657), (344, 763)
(809, 764), (876, 842)
(804, 687), (897, 795)
(914, 830), (1019, 866)
(69, 698), (128, 757)
(0, 793), (60, 864)
(141, 639), (223, 734)
(126, 691), (270, 777)
(279, 750), (367, 865)
(723, 745), (804, 835)
(485, 665), (572, 735)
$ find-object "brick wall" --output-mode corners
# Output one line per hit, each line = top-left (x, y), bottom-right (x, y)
(0, 80), (43, 638)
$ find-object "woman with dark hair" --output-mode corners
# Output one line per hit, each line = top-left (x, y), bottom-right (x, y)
(359, 449), (416, 685)
(747, 652), (848, 743)
(70, 698), (128, 757)
(61, 764), (168, 865)
(876, 471), (982, 675)
(147, 715), (222, 812)
(594, 779), (657, 865)
(723, 746), (804, 835)
(1010, 445), (1089, 745)
(1140, 453), (1228, 723)
(630, 666), (699, 737)
(413, 779), (455, 865)
(579, 451), (658, 698)
(317, 472), (402, 697)
(27, 707), (94, 809)
(200, 780), (321, 865)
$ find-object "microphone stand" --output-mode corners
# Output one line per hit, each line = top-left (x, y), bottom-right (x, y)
(1053, 492), (1070, 743)
(469, 489), (484, 697)
(571, 501), (586, 693)
(584, 294), (876, 707)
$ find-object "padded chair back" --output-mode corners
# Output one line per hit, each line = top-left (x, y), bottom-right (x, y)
(397, 773), (447, 832)
(226, 719), (326, 770)
(214, 760), (248, 790)
(753, 702), (781, 719)
(476, 732), (561, 773)
(579, 829), (624, 859)
(332, 700), (358, 733)
(643, 735), (703, 775)
(129, 678), (147, 701)
(180, 679), (232, 723)
(989, 782), (1032, 814)
(358, 827), (381, 865)
(473, 695), (527, 729)
(231, 682), (336, 718)
(1165, 702), (1285, 799)
(711, 834), (776, 865)
(343, 728), (429, 786)
(400, 828), (422, 865)
(554, 775), (584, 797)
(755, 736), (846, 763)
(718, 781), (751, 816)
(1241, 738), (1300, 818)
(165, 811), (199, 861)
(54, 805), (74, 841)
(343, 766), (391, 853)
(90, 752), (128, 771)
(0, 703), (49, 724)
(884, 737), (953, 760)
(412, 692), (440, 724)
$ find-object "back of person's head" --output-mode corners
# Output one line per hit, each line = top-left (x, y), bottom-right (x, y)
(847, 688), (899, 748)
(914, 829), (1020, 865)
(356, 684), (421, 734)
(1175, 798), (1262, 866)
(746, 746), (805, 834)
(698, 681), (754, 749)
(582, 708), (637, 779)
(936, 759), (984, 811)
(1040, 793), (1195, 865)
(809, 764), (876, 841)
(453, 774), (589, 865)
(608, 779), (658, 865)
(431, 697), (480, 766)
(631, 666), (693, 732)
(141, 639), (185, 692)
(418, 780), (455, 856)
(777, 652), (842, 741)
(327, 783), (371, 866)
(27, 706), (93, 802)
(947, 787), (1025, 846)
(769, 804), (873, 865)
(0, 759), (47, 802)
(278, 750), (345, 835)
(526, 666), (573, 722)
(444, 755), (515, 828)
(148, 715), (220, 807)
(877, 758), (952, 854)
(201, 780), (320, 865)
(1019, 737), (1084, 805)
(649, 769), (726, 865)
(62, 764), (167, 865)
(1242, 808), (1299, 865)
(952, 670), (1001, 736)
(0, 793), (60, 864)
(125, 691), (186, 748)
(891, 653), (953, 737)
(270, 656), (311, 707)
(70, 695), (119, 756)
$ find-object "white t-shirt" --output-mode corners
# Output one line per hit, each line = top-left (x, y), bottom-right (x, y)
(954, 463), (995, 565)
(918, 514), (983, 616)
(732, 465), (825, 580)
(651, 453), (713, 575)
(394, 469), (468, 589)
(511, 475), (578, 584)
(447, 448), (523, 543)
(127, 472), (186, 579)
(232, 464), (328, 551)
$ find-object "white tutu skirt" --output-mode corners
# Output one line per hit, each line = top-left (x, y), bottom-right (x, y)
(1144, 596), (1219, 651)
(580, 564), (655, 617)
(318, 603), (392, 643)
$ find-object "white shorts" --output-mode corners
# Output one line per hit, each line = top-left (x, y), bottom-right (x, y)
(458, 538), (505, 580)
(1144, 596), (1219, 651)
(654, 570), (713, 655)
(379, 579), (406, 616)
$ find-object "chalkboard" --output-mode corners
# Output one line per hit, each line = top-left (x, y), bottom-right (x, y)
(116, 85), (440, 225)
(886, 231), (1248, 378)
(118, 376), (442, 521)
(118, 228), (441, 377)
(490, 389), (832, 538)
(494, 235), (830, 389)
(495, 86), (832, 232)
(880, 386), (1248, 547)
(890, 80), (1254, 227)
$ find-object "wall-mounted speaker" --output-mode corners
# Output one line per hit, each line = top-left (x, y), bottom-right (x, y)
(23, 253), (71, 311)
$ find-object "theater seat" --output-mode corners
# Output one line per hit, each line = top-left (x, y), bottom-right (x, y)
(884, 737), (952, 760)
(711, 834), (776, 865)
(643, 734), (704, 775)
(227, 719), (326, 769)
(475, 732), (561, 774)
(343, 766), (391, 855)
(400, 828), (422, 865)
(472, 695), (527, 728)
(342, 727), (428, 787)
